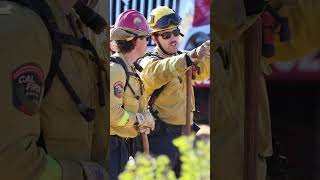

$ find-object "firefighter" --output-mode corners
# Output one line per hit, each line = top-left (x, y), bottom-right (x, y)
(138, 6), (210, 176)
(0, 0), (108, 179)
(109, 10), (155, 180)
(212, 0), (320, 180)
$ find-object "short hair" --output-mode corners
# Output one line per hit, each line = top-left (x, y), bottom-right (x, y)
(115, 37), (138, 54)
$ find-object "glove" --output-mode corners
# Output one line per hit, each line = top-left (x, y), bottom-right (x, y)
(187, 40), (210, 64)
(138, 126), (151, 135)
(135, 112), (155, 132)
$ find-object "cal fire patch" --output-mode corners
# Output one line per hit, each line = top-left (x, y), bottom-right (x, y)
(113, 81), (124, 98)
(12, 63), (44, 116)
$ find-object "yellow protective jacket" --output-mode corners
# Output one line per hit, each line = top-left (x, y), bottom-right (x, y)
(212, 0), (320, 180)
(109, 53), (148, 138)
(268, 0), (320, 62)
(0, 1), (108, 179)
(139, 47), (210, 125)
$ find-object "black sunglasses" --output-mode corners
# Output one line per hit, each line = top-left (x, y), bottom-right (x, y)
(156, 28), (180, 40)
(138, 36), (151, 41)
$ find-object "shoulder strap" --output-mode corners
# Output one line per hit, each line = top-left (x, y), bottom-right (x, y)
(110, 56), (129, 89)
(147, 51), (183, 119)
(135, 52), (162, 71)
(148, 85), (166, 120)
(5, 0), (60, 153)
(6, 0), (105, 120)
(143, 52), (163, 60)
(145, 52), (165, 118)
(133, 61), (143, 72)
(4, 0), (62, 96)
(110, 56), (141, 100)
(6, 0), (106, 152)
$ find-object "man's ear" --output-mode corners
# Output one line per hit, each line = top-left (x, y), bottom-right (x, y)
(151, 35), (158, 46)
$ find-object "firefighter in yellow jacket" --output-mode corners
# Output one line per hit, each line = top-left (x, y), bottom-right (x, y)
(138, 6), (210, 176)
(0, 0), (108, 179)
(109, 10), (155, 180)
(212, 0), (320, 180)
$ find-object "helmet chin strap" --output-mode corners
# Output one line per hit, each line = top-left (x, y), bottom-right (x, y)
(74, 1), (107, 34)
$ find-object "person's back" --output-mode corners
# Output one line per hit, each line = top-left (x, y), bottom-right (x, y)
(212, 0), (320, 180)
(109, 9), (155, 180)
(0, 1), (108, 179)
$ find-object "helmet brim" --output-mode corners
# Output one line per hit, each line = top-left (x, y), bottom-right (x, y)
(150, 24), (179, 34)
(110, 27), (150, 41)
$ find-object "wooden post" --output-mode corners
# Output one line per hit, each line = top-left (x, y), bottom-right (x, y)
(185, 69), (192, 136)
(141, 133), (150, 156)
(244, 18), (262, 180)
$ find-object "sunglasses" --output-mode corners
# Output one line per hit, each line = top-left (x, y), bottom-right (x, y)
(138, 36), (151, 41)
(156, 28), (180, 40)
(122, 29), (150, 41)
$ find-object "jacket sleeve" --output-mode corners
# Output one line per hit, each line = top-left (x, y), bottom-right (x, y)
(139, 54), (190, 96)
(0, 6), (63, 180)
(267, 0), (320, 62)
(194, 57), (210, 81)
(109, 63), (137, 130)
(0, 5), (107, 180)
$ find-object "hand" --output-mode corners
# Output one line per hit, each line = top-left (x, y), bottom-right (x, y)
(135, 112), (155, 131)
(138, 126), (151, 135)
(188, 40), (210, 64)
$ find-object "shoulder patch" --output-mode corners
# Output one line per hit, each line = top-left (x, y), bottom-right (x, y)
(12, 63), (44, 116)
(113, 81), (124, 99)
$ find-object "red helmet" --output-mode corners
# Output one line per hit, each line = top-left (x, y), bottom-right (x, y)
(114, 10), (150, 33)
(110, 10), (151, 41)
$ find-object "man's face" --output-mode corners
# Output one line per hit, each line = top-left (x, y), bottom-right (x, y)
(153, 27), (181, 54)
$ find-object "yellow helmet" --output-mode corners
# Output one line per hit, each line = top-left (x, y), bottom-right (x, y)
(148, 6), (182, 33)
